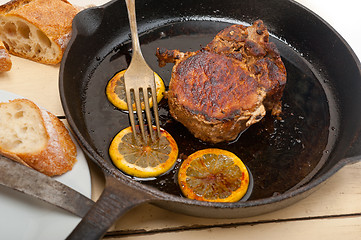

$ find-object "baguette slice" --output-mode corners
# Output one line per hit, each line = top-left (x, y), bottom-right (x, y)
(0, 39), (11, 72)
(0, 98), (77, 176)
(0, 0), (79, 65)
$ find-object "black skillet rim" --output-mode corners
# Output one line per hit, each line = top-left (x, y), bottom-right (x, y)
(59, 0), (361, 210)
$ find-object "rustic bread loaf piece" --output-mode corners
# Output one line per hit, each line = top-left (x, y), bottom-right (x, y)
(0, 98), (77, 176)
(0, 0), (79, 65)
(0, 39), (11, 72)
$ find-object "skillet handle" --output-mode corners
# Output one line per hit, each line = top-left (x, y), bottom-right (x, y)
(66, 174), (153, 240)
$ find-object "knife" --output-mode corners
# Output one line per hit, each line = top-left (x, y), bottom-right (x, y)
(0, 155), (94, 218)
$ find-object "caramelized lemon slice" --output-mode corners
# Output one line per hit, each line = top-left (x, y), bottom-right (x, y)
(109, 126), (178, 178)
(178, 148), (249, 202)
(106, 70), (165, 111)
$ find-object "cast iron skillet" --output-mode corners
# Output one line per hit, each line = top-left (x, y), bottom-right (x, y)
(59, 0), (361, 238)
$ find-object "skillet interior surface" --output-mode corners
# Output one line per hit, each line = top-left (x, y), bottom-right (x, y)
(81, 21), (334, 201)
(60, 0), (361, 215)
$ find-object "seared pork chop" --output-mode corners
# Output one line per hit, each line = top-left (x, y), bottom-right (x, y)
(156, 20), (287, 143)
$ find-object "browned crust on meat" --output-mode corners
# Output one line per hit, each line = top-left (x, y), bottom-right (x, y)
(156, 48), (196, 66)
(167, 50), (262, 121)
(205, 20), (287, 115)
(167, 88), (266, 143)
(167, 92), (248, 143)
(156, 20), (287, 143)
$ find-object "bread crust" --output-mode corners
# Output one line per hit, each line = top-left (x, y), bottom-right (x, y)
(0, 98), (77, 176)
(0, 0), (79, 64)
(0, 40), (11, 72)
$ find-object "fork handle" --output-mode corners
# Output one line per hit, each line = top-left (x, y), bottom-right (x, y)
(125, 0), (142, 55)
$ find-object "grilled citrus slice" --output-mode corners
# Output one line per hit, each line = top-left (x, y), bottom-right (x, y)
(106, 70), (165, 111)
(178, 148), (249, 202)
(109, 126), (178, 178)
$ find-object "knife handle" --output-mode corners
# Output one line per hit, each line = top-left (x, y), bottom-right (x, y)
(66, 174), (153, 240)
(0, 155), (94, 217)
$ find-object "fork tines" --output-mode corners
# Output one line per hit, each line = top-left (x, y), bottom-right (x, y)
(125, 85), (160, 142)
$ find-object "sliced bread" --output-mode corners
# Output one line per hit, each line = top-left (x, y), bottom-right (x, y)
(0, 0), (79, 65)
(0, 98), (77, 176)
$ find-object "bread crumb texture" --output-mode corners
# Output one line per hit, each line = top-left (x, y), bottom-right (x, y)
(0, 98), (77, 176)
(0, 0), (79, 64)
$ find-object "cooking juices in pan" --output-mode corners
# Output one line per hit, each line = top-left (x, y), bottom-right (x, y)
(83, 20), (336, 201)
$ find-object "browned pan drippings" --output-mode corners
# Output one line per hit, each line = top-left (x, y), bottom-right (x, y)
(82, 20), (335, 201)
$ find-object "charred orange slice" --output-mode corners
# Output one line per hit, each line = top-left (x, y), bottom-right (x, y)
(109, 126), (178, 178)
(178, 148), (249, 202)
(106, 70), (165, 111)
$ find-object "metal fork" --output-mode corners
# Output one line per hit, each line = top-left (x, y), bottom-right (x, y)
(124, 0), (160, 140)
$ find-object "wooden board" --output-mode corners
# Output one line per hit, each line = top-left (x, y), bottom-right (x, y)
(1, 0), (360, 239)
